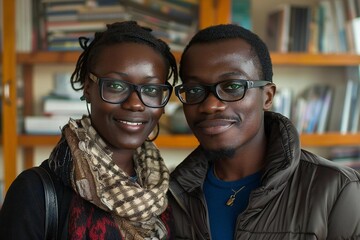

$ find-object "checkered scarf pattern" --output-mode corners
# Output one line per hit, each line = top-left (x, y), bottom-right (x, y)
(63, 116), (170, 239)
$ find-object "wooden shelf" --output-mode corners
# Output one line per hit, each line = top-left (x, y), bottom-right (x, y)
(270, 53), (360, 66)
(17, 51), (183, 64)
(17, 134), (199, 148)
(14, 51), (360, 149)
(16, 52), (360, 66)
(16, 133), (360, 148)
(300, 133), (360, 147)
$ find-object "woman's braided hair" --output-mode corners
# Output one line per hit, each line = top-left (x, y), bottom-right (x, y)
(70, 21), (178, 91)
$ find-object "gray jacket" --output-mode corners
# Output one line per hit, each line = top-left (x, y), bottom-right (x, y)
(169, 112), (360, 239)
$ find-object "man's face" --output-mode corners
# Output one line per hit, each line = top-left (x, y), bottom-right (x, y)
(180, 38), (274, 153)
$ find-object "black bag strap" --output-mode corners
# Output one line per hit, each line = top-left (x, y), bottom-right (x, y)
(31, 166), (58, 240)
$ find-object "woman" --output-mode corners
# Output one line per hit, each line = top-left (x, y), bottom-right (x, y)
(0, 21), (178, 240)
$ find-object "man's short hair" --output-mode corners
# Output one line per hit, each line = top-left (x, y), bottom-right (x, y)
(180, 24), (273, 82)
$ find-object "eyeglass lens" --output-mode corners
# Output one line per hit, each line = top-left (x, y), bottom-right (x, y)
(101, 79), (170, 107)
(177, 80), (247, 104)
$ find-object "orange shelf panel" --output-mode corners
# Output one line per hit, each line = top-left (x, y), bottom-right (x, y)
(300, 132), (360, 147)
(17, 133), (360, 148)
(18, 134), (199, 149)
(270, 52), (360, 66)
(16, 52), (360, 66)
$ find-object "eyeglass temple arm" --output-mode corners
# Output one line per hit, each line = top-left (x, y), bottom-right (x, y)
(247, 80), (269, 88)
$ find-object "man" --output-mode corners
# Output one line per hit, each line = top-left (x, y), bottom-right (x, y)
(169, 24), (360, 239)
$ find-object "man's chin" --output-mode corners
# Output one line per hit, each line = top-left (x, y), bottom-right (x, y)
(200, 146), (236, 162)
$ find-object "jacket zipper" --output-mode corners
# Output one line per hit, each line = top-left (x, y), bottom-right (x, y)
(199, 190), (212, 240)
(168, 187), (197, 239)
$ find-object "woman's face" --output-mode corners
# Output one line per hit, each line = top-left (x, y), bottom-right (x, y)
(84, 42), (168, 150)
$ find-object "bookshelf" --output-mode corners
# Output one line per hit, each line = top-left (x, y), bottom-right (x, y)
(0, 0), (230, 191)
(2, 0), (360, 192)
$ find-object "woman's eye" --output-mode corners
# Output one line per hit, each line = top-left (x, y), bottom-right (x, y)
(143, 86), (161, 96)
(106, 81), (125, 91)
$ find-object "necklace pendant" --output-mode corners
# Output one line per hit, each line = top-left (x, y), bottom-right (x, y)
(226, 194), (236, 206)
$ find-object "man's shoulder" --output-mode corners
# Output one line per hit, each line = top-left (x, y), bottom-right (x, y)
(299, 149), (360, 183)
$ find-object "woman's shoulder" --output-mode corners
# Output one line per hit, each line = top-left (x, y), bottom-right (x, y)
(0, 163), (49, 238)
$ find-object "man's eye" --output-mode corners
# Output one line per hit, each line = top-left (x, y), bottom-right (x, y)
(223, 83), (242, 90)
(188, 87), (204, 94)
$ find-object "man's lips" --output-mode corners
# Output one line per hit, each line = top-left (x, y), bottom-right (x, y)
(196, 119), (237, 135)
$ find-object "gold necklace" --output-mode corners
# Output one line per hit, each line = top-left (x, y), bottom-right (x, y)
(226, 186), (245, 206)
(213, 164), (246, 207)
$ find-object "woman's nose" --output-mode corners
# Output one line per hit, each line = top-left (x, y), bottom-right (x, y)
(121, 91), (145, 111)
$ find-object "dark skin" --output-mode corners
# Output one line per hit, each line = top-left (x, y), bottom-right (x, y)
(83, 42), (167, 176)
(180, 38), (276, 181)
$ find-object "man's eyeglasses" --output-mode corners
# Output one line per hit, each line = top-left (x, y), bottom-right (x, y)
(175, 79), (270, 105)
(89, 73), (173, 108)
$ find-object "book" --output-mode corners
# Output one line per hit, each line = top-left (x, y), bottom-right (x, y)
(266, 4), (311, 52)
(317, 86), (333, 133)
(350, 17), (360, 54)
(34, 0), (198, 51)
(340, 66), (360, 133)
(293, 84), (333, 133)
(266, 4), (290, 52)
(318, 0), (341, 53)
(333, 0), (348, 52)
(330, 146), (360, 170)
(16, 0), (33, 52)
(46, 21), (106, 33)
(272, 88), (292, 119)
(232, 0), (251, 30)
(42, 96), (87, 116)
(24, 115), (78, 135)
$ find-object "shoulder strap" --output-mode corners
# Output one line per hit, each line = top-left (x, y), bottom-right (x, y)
(31, 166), (59, 240)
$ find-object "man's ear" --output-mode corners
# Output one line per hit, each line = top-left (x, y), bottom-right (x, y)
(263, 83), (276, 111)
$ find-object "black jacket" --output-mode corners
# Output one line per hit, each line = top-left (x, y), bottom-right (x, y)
(0, 162), (72, 239)
(169, 112), (360, 239)
(0, 160), (175, 239)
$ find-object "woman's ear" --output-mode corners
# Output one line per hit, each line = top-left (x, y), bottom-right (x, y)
(83, 79), (91, 103)
(263, 83), (276, 111)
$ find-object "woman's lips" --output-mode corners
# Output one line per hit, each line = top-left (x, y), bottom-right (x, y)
(115, 118), (146, 132)
(119, 120), (143, 126)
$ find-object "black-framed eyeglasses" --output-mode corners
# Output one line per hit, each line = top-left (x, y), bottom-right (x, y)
(175, 79), (270, 105)
(89, 73), (173, 108)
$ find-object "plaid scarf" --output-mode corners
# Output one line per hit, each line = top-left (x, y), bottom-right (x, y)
(49, 116), (170, 239)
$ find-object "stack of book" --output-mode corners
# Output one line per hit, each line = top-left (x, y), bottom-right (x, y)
(271, 88), (292, 119)
(24, 96), (87, 135)
(340, 66), (360, 133)
(292, 84), (333, 134)
(330, 146), (360, 171)
(24, 72), (87, 135)
(265, 0), (360, 53)
(265, 4), (312, 52)
(31, 0), (199, 52)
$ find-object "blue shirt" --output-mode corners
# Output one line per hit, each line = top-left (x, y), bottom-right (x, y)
(203, 164), (262, 240)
